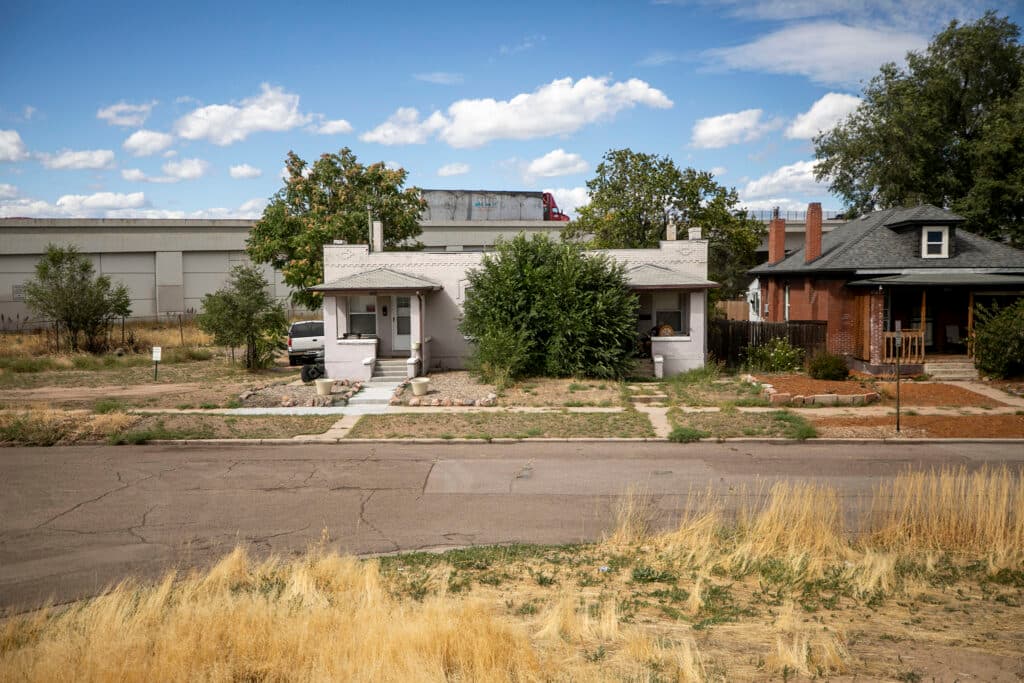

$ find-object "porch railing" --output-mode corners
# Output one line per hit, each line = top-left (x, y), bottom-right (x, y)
(882, 329), (925, 364)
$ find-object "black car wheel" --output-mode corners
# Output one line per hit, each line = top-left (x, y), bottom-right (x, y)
(301, 364), (323, 383)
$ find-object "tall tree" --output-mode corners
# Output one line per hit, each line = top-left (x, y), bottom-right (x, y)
(247, 148), (424, 309)
(196, 264), (287, 370)
(563, 148), (766, 299)
(814, 12), (1024, 245)
(24, 244), (131, 353)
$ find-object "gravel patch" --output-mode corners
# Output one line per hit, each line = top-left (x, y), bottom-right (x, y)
(393, 371), (496, 406)
(240, 379), (364, 408)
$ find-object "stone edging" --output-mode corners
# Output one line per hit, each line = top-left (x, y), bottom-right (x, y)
(743, 374), (881, 407)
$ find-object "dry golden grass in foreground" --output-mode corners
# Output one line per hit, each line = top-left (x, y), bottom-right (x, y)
(2, 468), (1023, 682)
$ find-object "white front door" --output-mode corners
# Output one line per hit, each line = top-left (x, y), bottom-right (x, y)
(392, 295), (411, 352)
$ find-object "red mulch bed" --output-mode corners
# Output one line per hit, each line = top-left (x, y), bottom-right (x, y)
(812, 414), (1024, 439)
(875, 382), (1007, 407)
(754, 374), (877, 396)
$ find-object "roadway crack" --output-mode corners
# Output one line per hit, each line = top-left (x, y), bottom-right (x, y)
(420, 459), (437, 498)
(357, 490), (400, 552)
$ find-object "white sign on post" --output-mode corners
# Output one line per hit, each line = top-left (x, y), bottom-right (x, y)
(152, 346), (162, 362)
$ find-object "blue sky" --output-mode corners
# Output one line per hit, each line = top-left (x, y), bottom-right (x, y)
(1, 0), (1020, 219)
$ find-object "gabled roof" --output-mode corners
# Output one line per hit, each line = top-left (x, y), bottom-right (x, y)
(750, 205), (1024, 275)
(311, 267), (442, 292)
(625, 264), (718, 289)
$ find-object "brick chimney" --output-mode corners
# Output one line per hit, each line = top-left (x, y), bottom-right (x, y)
(768, 208), (786, 265)
(805, 202), (822, 263)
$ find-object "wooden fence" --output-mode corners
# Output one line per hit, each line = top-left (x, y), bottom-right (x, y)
(708, 319), (828, 368)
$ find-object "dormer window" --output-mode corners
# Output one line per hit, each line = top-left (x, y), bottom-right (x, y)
(921, 226), (949, 258)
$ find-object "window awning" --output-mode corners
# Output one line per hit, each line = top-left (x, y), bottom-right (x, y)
(625, 264), (719, 290)
(310, 267), (443, 293)
(848, 273), (1024, 287)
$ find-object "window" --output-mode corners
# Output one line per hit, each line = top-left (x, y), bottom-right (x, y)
(348, 295), (377, 336)
(652, 291), (689, 336)
(784, 285), (791, 321)
(921, 226), (949, 258)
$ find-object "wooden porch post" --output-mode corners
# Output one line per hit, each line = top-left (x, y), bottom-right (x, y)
(967, 291), (975, 357)
(919, 289), (927, 333)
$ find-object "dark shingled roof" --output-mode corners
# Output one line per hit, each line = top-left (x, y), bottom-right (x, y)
(750, 205), (1024, 275)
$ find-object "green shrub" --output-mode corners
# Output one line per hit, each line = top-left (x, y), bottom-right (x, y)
(93, 399), (126, 414)
(808, 352), (849, 380)
(460, 234), (638, 382)
(667, 426), (709, 443)
(0, 357), (56, 373)
(973, 299), (1024, 379)
(744, 337), (804, 373)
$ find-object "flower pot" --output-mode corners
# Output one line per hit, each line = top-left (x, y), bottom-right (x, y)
(315, 378), (334, 396)
(410, 377), (430, 396)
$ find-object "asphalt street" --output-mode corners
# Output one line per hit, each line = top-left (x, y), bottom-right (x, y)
(2, 440), (1022, 612)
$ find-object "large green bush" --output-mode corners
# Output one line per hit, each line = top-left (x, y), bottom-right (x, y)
(973, 299), (1024, 378)
(460, 234), (638, 383)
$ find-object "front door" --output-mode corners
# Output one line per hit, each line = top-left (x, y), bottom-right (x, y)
(392, 295), (411, 352)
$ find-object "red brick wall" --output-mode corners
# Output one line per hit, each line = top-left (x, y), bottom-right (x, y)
(759, 276), (863, 356)
(768, 218), (786, 264)
(805, 203), (822, 263)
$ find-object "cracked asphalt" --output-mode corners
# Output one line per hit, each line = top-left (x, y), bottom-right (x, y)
(2, 440), (1023, 613)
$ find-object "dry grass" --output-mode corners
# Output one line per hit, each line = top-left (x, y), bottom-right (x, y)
(2, 468), (1022, 681)
(347, 410), (655, 439)
(0, 408), (141, 446)
(0, 321), (213, 360)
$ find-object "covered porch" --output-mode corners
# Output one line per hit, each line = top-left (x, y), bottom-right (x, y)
(850, 273), (1024, 367)
(626, 264), (718, 378)
(311, 268), (442, 381)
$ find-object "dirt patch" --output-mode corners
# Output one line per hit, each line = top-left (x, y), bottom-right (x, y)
(876, 381), (1007, 407)
(811, 414), (1024, 438)
(348, 410), (653, 439)
(502, 377), (623, 407)
(754, 373), (878, 396)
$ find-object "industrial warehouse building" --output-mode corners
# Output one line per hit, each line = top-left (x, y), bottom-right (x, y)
(0, 191), (571, 325)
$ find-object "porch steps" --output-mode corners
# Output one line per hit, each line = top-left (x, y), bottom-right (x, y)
(370, 358), (408, 383)
(923, 360), (979, 381)
(348, 380), (402, 406)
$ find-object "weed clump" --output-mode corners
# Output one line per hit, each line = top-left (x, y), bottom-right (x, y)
(808, 352), (849, 380)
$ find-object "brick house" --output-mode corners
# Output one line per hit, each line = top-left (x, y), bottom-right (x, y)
(750, 203), (1024, 375)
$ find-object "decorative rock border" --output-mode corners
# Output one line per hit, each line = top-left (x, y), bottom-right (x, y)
(389, 379), (498, 407)
(240, 379), (364, 408)
(742, 374), (880, 407)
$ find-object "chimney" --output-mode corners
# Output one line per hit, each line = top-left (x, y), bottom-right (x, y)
(665, 219), (677, 241)
(805, 202), (822, 263)
(768, 207), (786, 264)
(687, 226), (702, 240)
(371, 220), (383, 253)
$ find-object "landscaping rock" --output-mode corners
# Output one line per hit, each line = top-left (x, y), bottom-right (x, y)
(768, 392), (792, 406)
(408, 397), (420, 407)
(809, 394), (838, 406)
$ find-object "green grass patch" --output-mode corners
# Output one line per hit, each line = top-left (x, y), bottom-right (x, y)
(668, 408), (817, 440)
(93, 398), (127, 414)
(347, 410), (654, 439)
(667, 426), (708, 443)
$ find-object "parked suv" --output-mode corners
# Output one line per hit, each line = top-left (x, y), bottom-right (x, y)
(287, 320), (325, 366)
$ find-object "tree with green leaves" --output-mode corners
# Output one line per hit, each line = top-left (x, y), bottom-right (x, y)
(247, 148), (424, 309)
(563, 148), (766, 299)
(197, 264), (287, 370)
(24, 244), (131, 353)
(814, 12), (1024, 246)
(460, 233), (638, 385)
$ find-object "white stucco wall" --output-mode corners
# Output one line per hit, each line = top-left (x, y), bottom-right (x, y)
(321, 239), (711, 378)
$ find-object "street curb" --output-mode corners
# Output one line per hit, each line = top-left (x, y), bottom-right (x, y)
(131, 436), (1024, 447)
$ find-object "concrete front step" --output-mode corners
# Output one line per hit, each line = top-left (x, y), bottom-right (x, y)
(630, 394), (670, 404)
(924, 362), (979, 380)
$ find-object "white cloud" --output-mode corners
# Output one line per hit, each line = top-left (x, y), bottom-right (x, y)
(500, 34), (545, 55)
(741, 160), (825, 200)
(162, 158), (208, 180)
(710, 166), (727, 177)
(441, 76), (672, 148)
(39, 149), (116, 170)
(0, 183), (17, 199)
(56, 191), (147, 214)
(525, 149), (589, 178)
(415, 72), (464, 85)
(638, 51), (685, 67)
(122, 129), (174, 156)
(360, 107), (447, 145)
(96, 100), (157, 127)
(22, 106), (36, 120)
(162, 149), (177, 158)
(238, 198), (268, 216)
(0, 198), (67, 218)
(0, 130), (30, 162)
(361, 76), (671, 149)
(691, 109), (781, 149)
(705, 22), (927, 87)
(174, 83), (312, 145)
(121, 158), (208, 183)
(542, 186), (590, 217)
(437, 162), (470, 177)
(310, 118), (353, 135)
(785, 92), (862, 139)
(229, 163), (262, 179)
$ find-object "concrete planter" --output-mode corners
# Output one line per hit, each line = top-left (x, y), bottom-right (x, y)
(314, 378), (335, 397)
(410, 377), (430, 396)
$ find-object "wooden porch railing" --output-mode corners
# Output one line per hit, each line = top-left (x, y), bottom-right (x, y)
(882, 329), (925, 364)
